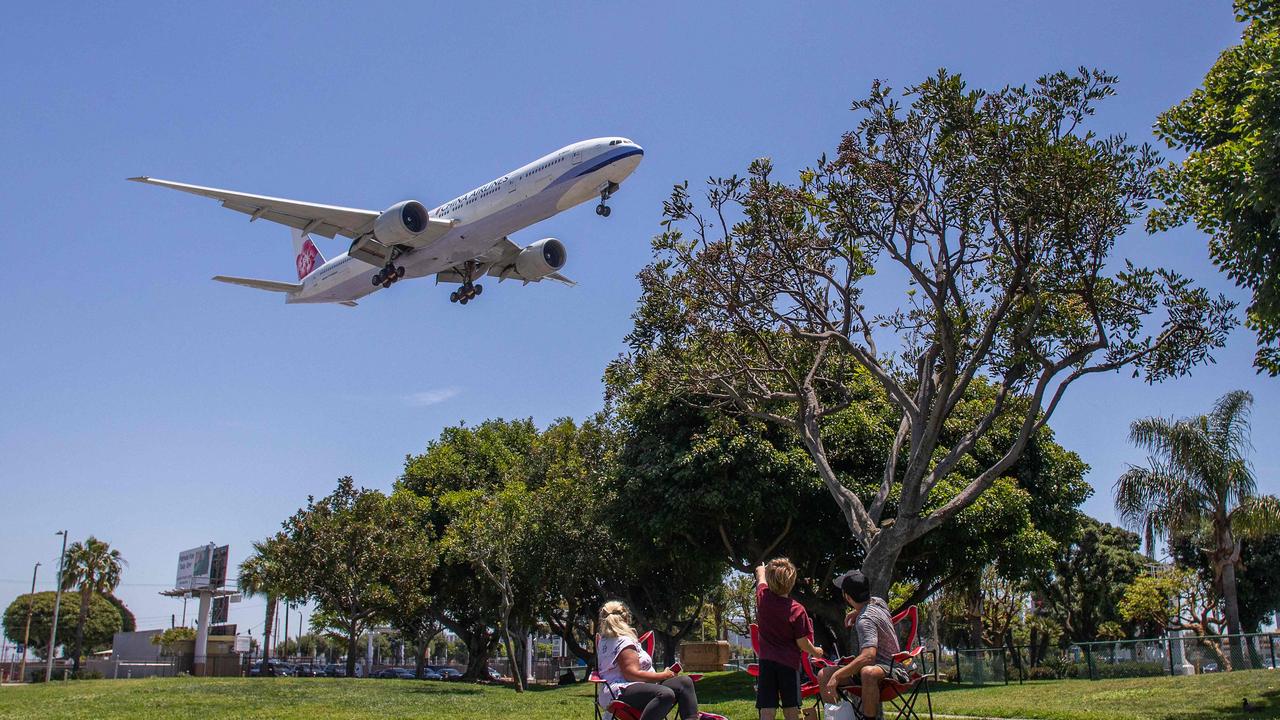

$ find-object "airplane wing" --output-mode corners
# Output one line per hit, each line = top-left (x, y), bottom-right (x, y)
(129, 176), (379, 240)
(472, 237), (577, 286)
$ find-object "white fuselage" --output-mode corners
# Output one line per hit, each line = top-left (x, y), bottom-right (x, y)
(288, 137), (643, 303)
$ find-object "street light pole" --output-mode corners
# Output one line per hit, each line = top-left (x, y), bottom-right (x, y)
(18, 562), (40, 682)
(45, 530), (68, 682)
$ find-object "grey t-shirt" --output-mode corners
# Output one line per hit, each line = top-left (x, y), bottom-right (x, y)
(854, 597), (900, 666)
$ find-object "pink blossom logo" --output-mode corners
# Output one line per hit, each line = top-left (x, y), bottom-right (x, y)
(296, 238), (319, 279)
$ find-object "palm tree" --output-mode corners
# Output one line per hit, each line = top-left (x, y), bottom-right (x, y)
(60, 536), (125, 671)
(238, 535), (288, 662)
(1115, 390), (1280, 656)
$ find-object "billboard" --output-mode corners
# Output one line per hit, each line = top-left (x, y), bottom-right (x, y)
(212, 596), (229, 624)
(175, 544), (229, 590)
(209, 545), (229, 588)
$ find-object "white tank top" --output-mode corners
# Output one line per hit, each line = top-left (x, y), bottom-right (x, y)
(596, 634), (652, 707)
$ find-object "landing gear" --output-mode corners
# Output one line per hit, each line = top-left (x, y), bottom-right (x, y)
(373, 263), (407, 288)
(451, 282), (482, 304)
(448, 260), (484, 305)
(596, 181), (619, 217)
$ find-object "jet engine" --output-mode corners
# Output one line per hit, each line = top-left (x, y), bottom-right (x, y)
(515, 238), (567, 280)
(373, 200), (430, 245)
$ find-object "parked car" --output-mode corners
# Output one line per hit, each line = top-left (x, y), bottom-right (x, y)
(428, 665), (462, 680)
(375, 667), (418, 679)
(249, 660), (293, 677)
(485, 666), (503, 682)
(1201, 662), (1220, 673)
(323, 663), (347, 678)
(291, 664), (322, 677)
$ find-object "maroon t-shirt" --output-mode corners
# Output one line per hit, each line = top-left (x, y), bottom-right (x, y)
(756, 582), (813, 670)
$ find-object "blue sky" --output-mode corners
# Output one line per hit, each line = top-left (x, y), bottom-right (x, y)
(1, 2), (1276, 646)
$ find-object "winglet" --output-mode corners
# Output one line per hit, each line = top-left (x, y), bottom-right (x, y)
(127, 176), (150, 182)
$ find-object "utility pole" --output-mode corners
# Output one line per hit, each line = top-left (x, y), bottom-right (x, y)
(284, 603), (290, 657)
(45, 530), (67, 682)
(18, 562), (40, 682)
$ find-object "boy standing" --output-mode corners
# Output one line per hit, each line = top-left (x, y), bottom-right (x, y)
(755, 558), (824, 720)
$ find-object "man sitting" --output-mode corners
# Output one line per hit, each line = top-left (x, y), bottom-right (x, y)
(818, 570), (903, 719)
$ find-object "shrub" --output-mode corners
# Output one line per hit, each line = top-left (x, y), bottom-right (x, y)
(1026, 666), (1058, 681)
(1095, 661), (1165, 679)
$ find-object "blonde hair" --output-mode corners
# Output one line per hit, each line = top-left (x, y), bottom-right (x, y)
(765, 557), (797, 596)
(598, 600), (639, 640)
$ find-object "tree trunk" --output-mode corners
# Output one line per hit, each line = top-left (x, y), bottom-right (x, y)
(499, 599), (525, 692)
(1219, 541), (1244, 669)
(416, 640), (429, 678)
(262, 595), (277, 661)
(72, 588), (90, 671)
(967, 576), (984, 649)
(345, 624), (359, 678)
(861, 537), (904, 600)
(462, 629), (494, 680)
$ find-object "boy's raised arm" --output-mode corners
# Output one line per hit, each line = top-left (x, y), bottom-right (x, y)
(754, 564), (767, 585)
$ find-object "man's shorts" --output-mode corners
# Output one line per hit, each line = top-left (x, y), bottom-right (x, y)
(848, 661), (910, 686)
(756, 658), (803, 709)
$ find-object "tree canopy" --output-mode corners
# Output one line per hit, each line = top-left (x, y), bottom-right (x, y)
(1027, 516), (1148, 646)
(3, 591), (124, 659)
(274, 477), (436, 677)
(1151, 1), (1280, 373)
(626, 67), (1235, 594)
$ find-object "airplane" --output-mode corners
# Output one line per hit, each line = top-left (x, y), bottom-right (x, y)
(130, 137), (643, 307)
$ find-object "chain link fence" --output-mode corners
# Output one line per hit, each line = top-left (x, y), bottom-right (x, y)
(949, 633), (1277, 685)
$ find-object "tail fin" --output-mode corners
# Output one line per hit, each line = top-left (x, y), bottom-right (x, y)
(292, 229), (327, 280)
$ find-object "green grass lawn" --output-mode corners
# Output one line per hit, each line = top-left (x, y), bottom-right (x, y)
(0, 670), (1277, 720)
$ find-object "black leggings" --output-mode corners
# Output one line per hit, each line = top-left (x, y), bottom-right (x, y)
(618, 675), (699, 720)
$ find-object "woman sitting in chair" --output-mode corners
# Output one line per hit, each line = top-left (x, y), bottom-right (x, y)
(596, 601), (700, 720)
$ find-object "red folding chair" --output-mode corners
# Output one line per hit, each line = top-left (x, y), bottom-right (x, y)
(829, 605), (933, 720)
(590, 631), (726, 720)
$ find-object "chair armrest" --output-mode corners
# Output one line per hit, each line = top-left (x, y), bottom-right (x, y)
(891, 646), (925, 664)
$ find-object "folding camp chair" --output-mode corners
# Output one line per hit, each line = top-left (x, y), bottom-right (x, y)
(828, 606), (933, 720)
(590, 630), (726, 720)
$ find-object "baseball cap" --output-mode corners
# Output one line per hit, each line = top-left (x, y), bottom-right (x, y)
(833, 569), (871, 603)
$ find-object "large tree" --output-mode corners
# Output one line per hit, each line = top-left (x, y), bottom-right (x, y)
(627, 68), (1235, 596)
(1026, 516), (1148, 648)
(60, 536), (125, 671)
(1150, 1), (1280, 374)
(401, 418), (628, 674)
(401, 419), (544, 680)
(443, 481), (535, 691)
(275, 477), (436, 677)
(1115, 390), (1280, 664)
(3, 592), (124, 660)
